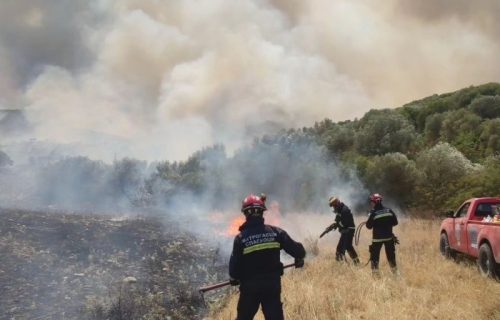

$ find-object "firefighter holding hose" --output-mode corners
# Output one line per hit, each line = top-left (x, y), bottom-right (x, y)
(229, 193), (306, 320)
(321, 196), (360, 265)
(366, 193), (399, 275)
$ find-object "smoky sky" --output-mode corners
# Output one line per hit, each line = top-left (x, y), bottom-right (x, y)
(0, 0), (499, 161)
(0, 1), (103, 93)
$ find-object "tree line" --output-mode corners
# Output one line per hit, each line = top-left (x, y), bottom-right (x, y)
(308, 82), (500, 211)
(1, 83), (499, 214)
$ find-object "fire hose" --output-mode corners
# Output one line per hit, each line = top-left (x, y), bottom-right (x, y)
(354, 221), (367, 246)
(354, 221), (400, 268)
(199, 262), (296, 294)
(355, 221), (399, 247)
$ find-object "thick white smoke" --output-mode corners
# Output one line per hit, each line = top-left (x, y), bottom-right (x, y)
(1, 0), (498, 161)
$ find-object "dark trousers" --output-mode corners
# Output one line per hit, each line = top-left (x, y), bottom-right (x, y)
(336, 229), (359, 263)
(237, 278), (283, 320)
(369, 240), (397, 271)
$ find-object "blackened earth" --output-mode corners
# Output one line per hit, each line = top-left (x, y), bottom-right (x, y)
(0, 208), (226, 320)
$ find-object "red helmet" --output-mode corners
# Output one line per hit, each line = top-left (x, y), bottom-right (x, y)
(241, 194), (267, 214)
(369, 193), (383, 203)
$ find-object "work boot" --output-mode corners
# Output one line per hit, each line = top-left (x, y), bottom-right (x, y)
(335, 252), (345, 262)
(371, 269), (381, 279)
(390, 266), (400, 277)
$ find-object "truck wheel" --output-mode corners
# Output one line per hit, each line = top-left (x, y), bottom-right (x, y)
(439, 233), (455, 259)
(478, 243), (497, 279)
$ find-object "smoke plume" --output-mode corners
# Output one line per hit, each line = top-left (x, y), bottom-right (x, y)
(0, 0), (498, 160)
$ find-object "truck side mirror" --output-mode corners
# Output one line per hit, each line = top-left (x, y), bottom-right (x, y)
(443, 210), (454, 218)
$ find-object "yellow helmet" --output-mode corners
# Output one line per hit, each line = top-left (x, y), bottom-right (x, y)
(328, 196), (340, 207)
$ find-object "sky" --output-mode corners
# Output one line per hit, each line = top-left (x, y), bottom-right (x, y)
(0, 0), (499, 161)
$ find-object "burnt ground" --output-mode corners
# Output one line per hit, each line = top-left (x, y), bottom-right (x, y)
(0, 208), (226, 320)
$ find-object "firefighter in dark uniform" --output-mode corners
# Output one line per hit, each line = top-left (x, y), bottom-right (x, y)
(329, 196), (360, 264)
(366, 193), (399, 274)
(229, 194), (306, 320)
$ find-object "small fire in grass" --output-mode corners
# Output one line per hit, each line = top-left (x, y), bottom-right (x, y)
(226, 215), (246, 236)
(223, 200), (283, 237)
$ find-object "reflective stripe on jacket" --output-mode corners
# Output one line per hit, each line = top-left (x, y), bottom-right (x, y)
(229, 216), (305, 282)
(366, 206), (398, 242)
(334, 203), (356, 232)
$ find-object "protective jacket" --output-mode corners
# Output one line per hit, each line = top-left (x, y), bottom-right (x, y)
(229, 216), (305, 282)
(366, 204), (398, 242)
(334, 203), (356, 232)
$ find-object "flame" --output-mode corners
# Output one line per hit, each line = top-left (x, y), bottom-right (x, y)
(208, 200), (284, 238)
(223, 200), (283, 237)
(226, 216), (246, 236)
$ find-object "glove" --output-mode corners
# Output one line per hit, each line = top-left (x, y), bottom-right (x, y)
(393, 236), (400, 245)
(229, 278), (240, 286)
(294, 258), (304, 268)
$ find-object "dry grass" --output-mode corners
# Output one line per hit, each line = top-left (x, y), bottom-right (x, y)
(209, 219), (500, 320)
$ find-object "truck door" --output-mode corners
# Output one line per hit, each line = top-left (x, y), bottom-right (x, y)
(453, 202), (470, 253)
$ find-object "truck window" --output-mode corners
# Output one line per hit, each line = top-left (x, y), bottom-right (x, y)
(476, 204), (493, 217)
(455, 203), (470, 218)
(474, 202), (500, 218)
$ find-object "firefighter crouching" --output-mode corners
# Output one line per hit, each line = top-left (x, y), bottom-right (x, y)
(229, 194), (306, 320)
(366, 193), (399, 274)
(328, 196), (359, 265)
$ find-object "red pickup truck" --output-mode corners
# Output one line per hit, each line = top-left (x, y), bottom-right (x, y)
(439, 197), (500, 278)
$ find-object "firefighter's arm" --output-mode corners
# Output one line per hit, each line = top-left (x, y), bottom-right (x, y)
(229, 236), (242, 284)
(338, 207), (350, 230)
(329, 221), (338, 230)
(391, 209), (398, 226)
(366, 211), (374, 229)
(335, 211), (342, 225)
(277, 228), (306, 266)
(320, 222), (337, 238)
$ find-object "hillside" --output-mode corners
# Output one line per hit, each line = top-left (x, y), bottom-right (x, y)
(210, 219), (500, 320)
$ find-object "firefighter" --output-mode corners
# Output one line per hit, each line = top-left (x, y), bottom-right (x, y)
(229, 194), (306, 320)
(365, 193), (399, 274)
(328, 196), (360, 265)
